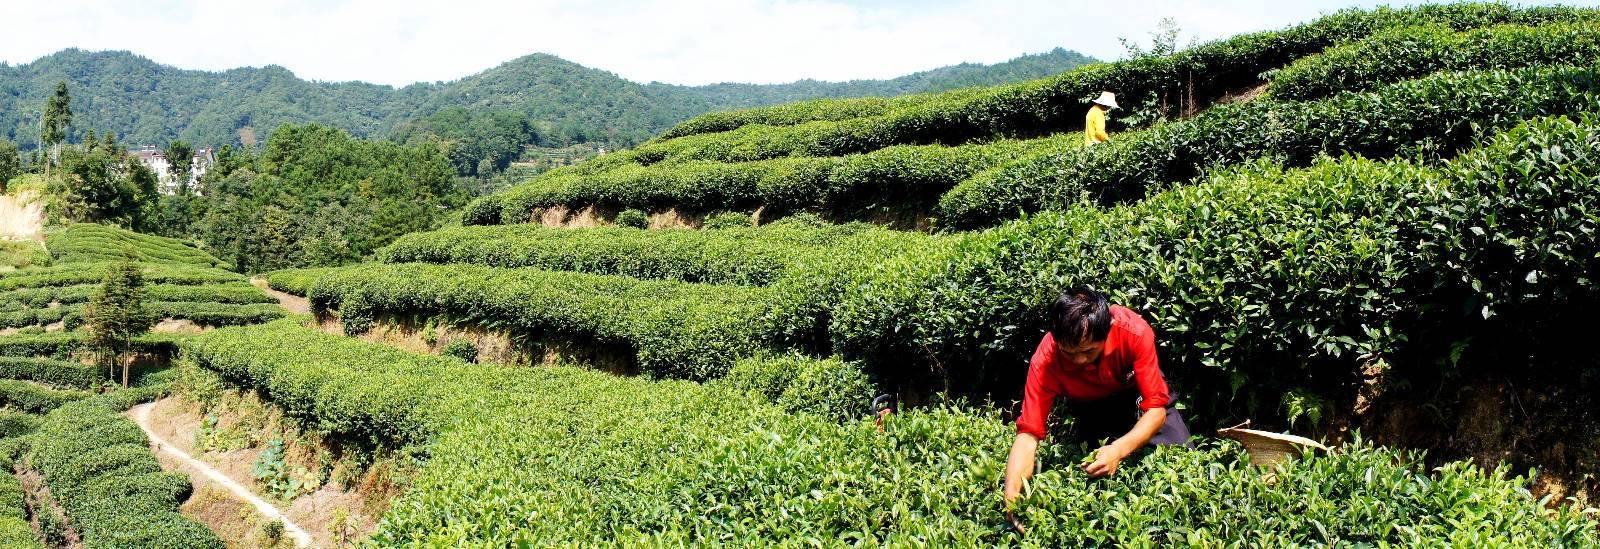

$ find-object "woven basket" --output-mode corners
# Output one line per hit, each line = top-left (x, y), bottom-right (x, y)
(1216, 423), (1329, 467)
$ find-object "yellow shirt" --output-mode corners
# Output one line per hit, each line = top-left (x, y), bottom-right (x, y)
(1085, 105), (1109, 145)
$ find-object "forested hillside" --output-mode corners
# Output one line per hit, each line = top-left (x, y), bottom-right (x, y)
(0, 48), (1094, 155)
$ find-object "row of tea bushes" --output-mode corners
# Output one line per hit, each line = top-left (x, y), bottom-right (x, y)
(0, 241), (48, 270)
(0, 332), (183, 362)
(656, 4), (1600, 141)
(0, 281), (276, 309)
(0, 468), (37, 548)
(0, 263), (244, 292)
(468, 136), (1070, 223)
(46, 223), (224, 268)
(181, 320), (1598, 545)
(0, 357), (100, 390)
(25, 386), (223, 548)
(834, 116), (1600, 418)
(1270, 22), (1600, 100)
(308, 263), (779, 380)
(377, 220), (927, 287)
(937, 66), (1600, 228)
(0, 301), (284, 330)
(261, 267), (343, 297)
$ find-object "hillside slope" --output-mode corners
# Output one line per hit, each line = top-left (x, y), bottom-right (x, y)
(0, 48), (1093, 151)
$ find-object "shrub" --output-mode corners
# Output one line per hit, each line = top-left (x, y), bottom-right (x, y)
(310, 264), (778, 380)
(658, 5), (1600, 142)
(937, 66), (1600, 228)
(0, 241), (48, 270)
(0, 357), (101, 389)
(0, 380), (88, 413)
(180, 320), (1598, 545)
(440, 340), (477, 363)
(46, 223), (225, 268)
(722, 355), (875, 421)
(27, 387), (223, 548)
(262, 267), (341, 297)
(0, 411), (39, 439)
(0, 468), (33, 548)
(700, 212), (751, 230)
(1270, 22), (1600, 100)
(835, 115), (1600, 421)
(614, 208), (648, 228)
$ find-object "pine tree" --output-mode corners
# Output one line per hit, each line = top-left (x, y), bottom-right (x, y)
(40, 81), (72, 178)
(85, 258), (154, 387)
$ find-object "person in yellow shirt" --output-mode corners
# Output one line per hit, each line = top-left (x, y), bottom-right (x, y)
(1085, 91), (1118, 145)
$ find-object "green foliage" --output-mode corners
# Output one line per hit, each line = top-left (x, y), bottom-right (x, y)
(834, 116), (1600, 421)
(47, 223), (225, 268)
(177, 124), (463, 273)
(0, 48), (1090, 158)
(937, 66), (1600, 228)
(613, 208), (648, 229)
(39, 82), (70, 151)
(252, 438), (314, 500)
(0, 139), (19, 190)
(377, 221), (923, 287)
(0, 468), (37, 548)
(262, 267), (341, 297)
(0, 411), (40, 439)
(700, 211), (751, 230)
(309, 263), (775, 380)
(27, 387), (224, 548)
(44, 143), (160, 229)
(182, 320), (1598, 545)
(439, 340), (477, 363)
(720, 355), (875, 421)
(85, 259), (154, 386)
(0, 357), (101, 389)
(0, 241), (47, 271)
(1271, 22), (1600, 100)
(659, 4), (1600, 141)
(0, 380), (88, 413)
(0, 332), (181, 362)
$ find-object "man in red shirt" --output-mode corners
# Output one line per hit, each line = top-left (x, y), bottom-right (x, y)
(1002, 288), (1191, 506)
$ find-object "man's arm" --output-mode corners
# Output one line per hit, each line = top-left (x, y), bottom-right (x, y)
(1083, 407), (1164, 477)
(1003, 432), (1040, 504)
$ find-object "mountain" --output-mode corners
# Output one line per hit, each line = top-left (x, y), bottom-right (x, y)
(0, 48), (1095, 151)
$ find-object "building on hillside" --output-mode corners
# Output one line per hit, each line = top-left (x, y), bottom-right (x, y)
(130, 145), (216, 195)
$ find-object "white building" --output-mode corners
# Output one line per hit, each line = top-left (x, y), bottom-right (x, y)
(131, 145), (216, 195)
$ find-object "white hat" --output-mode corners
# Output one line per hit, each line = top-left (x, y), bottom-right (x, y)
(1093, 91), (1119, 109)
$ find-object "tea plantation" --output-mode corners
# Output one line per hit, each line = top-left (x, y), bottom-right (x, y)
(16, 2), (1600, 545)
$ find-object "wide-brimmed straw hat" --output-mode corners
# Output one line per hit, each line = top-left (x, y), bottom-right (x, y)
(1093, 91), (1119, 109)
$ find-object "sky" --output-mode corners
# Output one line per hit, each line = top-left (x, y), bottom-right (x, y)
(2, 0), (1597, 88)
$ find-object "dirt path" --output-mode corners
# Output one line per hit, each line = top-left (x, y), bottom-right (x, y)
(129, 402), (314, 548)
(252, 276), (311, 315)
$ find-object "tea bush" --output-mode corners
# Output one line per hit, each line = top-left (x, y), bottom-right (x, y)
(0, 332), (182, 361)
(0, 468), (35, 548)
(938, 66), (1600, 228)
(46, 223), (225, 268)
(475, 135), (1068, 220)
(720, 354), (875, 421)
(0, 380), (88, 413)
(440, 340), (477, 363)
(836, 115), (1600, 417)
(27, 386), (224, 548)
(262, 266), (342, 297)
(0, 411), (39, 439)
(309, 263), (778, 380)
(658, 4), (1600, 141)
(0, 357), (101, 389)
(0, 241), (48, 270)
(0, 301), (284, 330)
(377, 221), (926, 287)
(0, 262), (243, 292)
(182, 320), (1598, 545)
(1271, 22), (1600, 100)
(614, 208), (649, 228)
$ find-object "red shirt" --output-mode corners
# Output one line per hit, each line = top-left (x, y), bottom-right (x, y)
(1016, 305), (1171, 439)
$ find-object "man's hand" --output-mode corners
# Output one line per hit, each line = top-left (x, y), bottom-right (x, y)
(1082, 443), (1127, 477)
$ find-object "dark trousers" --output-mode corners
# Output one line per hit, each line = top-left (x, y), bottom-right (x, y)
(1063, 391), (1192, 448)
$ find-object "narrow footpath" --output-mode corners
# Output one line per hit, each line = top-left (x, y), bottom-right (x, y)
(251, 276), (311, 315)
(129, 402), (315, 548)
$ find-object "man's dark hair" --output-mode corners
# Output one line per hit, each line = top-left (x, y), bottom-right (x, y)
(1049, 287), (1112, 345)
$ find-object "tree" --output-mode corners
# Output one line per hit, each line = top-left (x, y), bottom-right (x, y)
(48, 142), (158, 227)
(1119, 17), (1190, 59)
(85, 258), (154, 387)
(40, 81), (72, 177)
(165, 140), (194, 194)
(0, 139), (19, 192)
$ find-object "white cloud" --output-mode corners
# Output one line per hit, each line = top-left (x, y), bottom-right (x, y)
(1, 0), (1595, 87)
